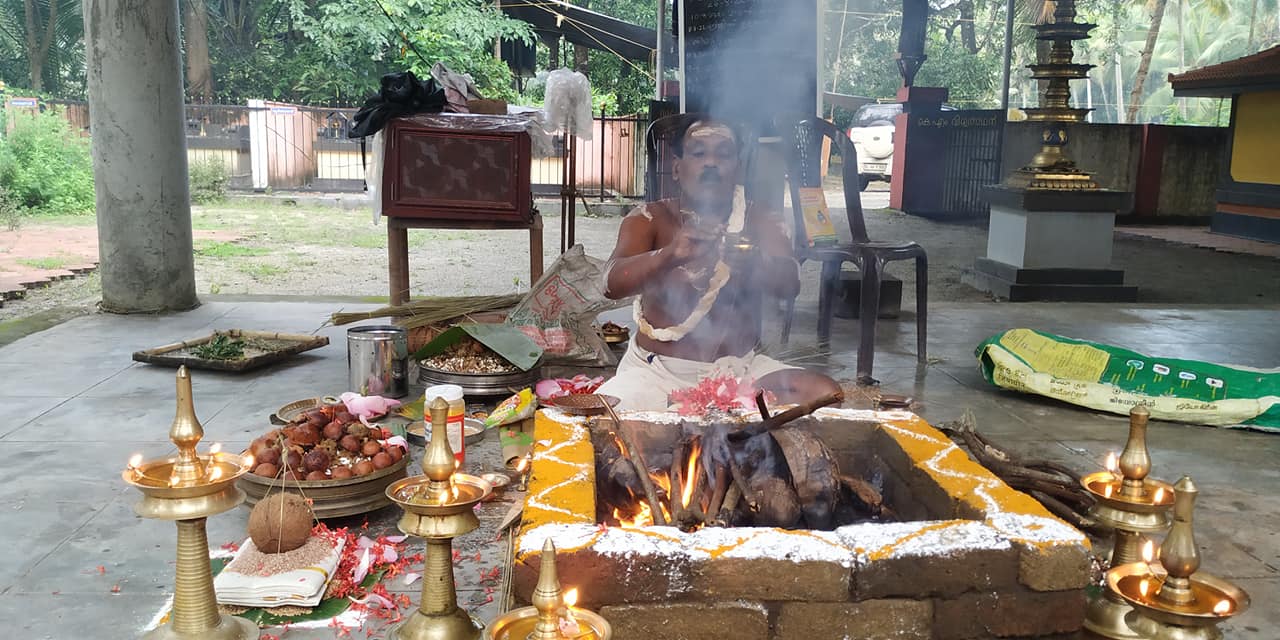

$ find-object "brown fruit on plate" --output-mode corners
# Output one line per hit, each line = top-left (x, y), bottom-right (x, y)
(305, 470), (329, 481)
(302, 449), (331, 473)
(322, 421), (346, 440)
(248, 493), (313, 553)
(387, 446), (404, 462)
(330, 465), (354, 479)
(340, 434), (361, 452)
(257, 447), (281, 466)
(253, 462), (279, 477)
(335, 411), (353, 423)
(361, 440), (381, 457)
(285, 469), (303, 481)
(353, 460), (375, 476)
(285, 450), (302, 471)
(372, 452), (393, 469)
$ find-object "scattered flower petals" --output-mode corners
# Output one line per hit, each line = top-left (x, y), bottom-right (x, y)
(350, 592), (396, 610)
(352, 547), (372, 585)
(402, 572), (421, 586)
(384, 535), (407, 544)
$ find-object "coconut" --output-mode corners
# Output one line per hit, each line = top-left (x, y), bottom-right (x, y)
(247, 492), (314, 553)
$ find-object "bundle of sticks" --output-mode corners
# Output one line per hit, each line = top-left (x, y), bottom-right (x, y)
(938, 410), (1100, 532)
(595, 391), (891, 532)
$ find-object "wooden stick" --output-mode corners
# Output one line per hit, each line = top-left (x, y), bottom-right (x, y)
(706, 467), (730, 519)
(754, 391), (771, 420)
(603, 399), (667, 526)
(729, 391), (844, 441)
(715, 482), (741, 526)
(669, 440), (687, 524)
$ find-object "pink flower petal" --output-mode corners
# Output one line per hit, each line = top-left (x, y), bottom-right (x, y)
(357, 536), (376, 549)
(384, 535), (407, 544)
(402, 572), (421, 586)
(351, 547), (372, 584)
(350, 592), (395, 609)
(380, 546), (398, 563)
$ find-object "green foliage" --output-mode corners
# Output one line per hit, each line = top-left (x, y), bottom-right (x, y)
(0, 108), (94, 214)
(189, 158), (229, 204)
(17, 256), (68, 269)
(194, 240), (270, 257)
(0, 185), (24, 231)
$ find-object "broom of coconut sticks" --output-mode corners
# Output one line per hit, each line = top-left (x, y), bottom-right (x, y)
(329, 294), (523, 329)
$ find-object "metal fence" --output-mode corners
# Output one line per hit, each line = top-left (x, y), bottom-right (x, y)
(19, 97), (648, 197)
(531, 113), (648, 200)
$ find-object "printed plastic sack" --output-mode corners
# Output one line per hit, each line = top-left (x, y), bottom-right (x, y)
(506, 245), (628, 367)
(977, 328), (1280, 431)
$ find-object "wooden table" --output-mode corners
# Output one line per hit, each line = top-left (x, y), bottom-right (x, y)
(386, 214), (543, 306)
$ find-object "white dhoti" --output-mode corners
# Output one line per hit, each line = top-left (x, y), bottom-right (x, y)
(596, 341), (798, 412)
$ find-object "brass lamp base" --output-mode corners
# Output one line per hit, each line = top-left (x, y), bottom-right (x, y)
(388, 607), (481, 640)
(1084, 591), (1144, 640)
(1126, 612), (1223, 640)
(144, 614), (258, 640)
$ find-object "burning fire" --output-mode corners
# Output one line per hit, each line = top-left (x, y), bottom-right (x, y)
(681, 441), (701, 509)
(243, 453), (255, 470)
(207, 466), (223, 482)
(516, 457), (529, 474)
(128, 453), (143, 470)
(1139, 579), (1150, 598)
(209, 442), (222, 455)
(1152, 487), (1166, 503)
(564, 588), (579, 608)
(613, 502), (654, 527)
(1214, 599), (1231, 615)
(1142, 539), (1155, 563)
(1104, 484), (1114, 498)
(1105, 451), (1117, 473)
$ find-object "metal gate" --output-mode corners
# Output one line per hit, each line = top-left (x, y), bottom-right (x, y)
(939, 110), (1003, 216)
(901, 108), (1003, 218)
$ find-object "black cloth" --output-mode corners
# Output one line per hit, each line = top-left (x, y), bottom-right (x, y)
(348, 71), (447, 139)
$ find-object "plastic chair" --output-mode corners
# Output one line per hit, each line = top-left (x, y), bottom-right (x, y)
(780, 118), (927, 385)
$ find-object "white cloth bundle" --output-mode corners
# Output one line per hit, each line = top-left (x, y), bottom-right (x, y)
(214, 536), (345, 608)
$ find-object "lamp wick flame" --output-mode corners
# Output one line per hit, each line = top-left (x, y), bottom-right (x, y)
(1105, 451), (1118, 473)
(1142, 539), (1155, 563)
(1139, 579), (1150, 598)
(128, 453), (143, 470)
(1152, 487), (1166, 503)
(1214, 599), (1231, 615)
(564, 587), (579, 608)
(209, 442), (222, 455)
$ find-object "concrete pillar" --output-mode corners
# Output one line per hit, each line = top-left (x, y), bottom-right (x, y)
(83, 0), (198, 313)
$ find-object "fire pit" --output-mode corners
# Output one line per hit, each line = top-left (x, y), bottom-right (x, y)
(513, 408), (1092, 640)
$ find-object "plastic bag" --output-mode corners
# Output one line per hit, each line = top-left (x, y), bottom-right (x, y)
(544, 68), (593, 141)
(978, 328), (1280, 431)
(484, 388), (536, 429)
(506, 245), (629, 367)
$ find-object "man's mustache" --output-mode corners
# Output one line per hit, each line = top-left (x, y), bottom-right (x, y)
(698, 168), (723, 184)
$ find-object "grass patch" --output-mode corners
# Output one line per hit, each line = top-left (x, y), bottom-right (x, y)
(351, 233), (385, 249)
(17, 256), (69, 270)
(237, 263), (284, 279)
(195, 240), (271, 258)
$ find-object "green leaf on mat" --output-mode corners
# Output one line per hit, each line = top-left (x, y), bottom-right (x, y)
(411, 323), (543, 371)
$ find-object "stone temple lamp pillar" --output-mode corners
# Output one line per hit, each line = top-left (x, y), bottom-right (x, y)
(967, 0), (1137, 302)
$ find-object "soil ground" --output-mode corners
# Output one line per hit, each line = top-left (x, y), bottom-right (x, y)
(1, 187), (1278, 332)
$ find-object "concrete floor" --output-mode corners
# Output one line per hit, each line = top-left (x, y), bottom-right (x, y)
(0, 298), (1276, 638)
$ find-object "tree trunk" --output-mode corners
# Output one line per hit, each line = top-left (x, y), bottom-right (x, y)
(1247, 0), (1258, 49)
(183, 0), (215, 102)
(1126, 0), (1169, 123)
(959, 0), (978, 54)
(23, 0), (57, 92)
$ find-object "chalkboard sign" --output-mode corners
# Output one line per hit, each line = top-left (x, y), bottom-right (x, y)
(678, 0), (817, 130)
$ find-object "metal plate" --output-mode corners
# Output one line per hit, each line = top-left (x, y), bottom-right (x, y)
(237, 455), (410, 519)
(416, 358), (542, 396)
(273, 396), (384, 424)
(545, 394), (621, 417)
(405, 417), (487, 447)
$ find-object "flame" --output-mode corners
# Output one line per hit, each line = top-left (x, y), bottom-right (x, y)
(651, 471), (671, 497)
(564, 588), (579, 608)
(455, 459), (461, 471)
(243, 453), (255, 470)
(516, 457), (529, 473)
(1104, 484), (1114, 498)
(1105, 451), (1118, 474)
(128, 453), (143, 469)
(612, 434), (628, 457)
(1142, 539), (1155, 563)
(207, 466), (223, 482)
(1153, 487), (1166, 503)
(1139, 579), (1150, 598)
(1214, 599), (1231, 615)
(615, 502), (653, 527)
(451, 485), (460, 501)
(681, 441), (701, 509)
(209, 442), (222, 455)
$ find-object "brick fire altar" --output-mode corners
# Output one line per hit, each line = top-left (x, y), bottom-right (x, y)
(512, 409), (1092, 640)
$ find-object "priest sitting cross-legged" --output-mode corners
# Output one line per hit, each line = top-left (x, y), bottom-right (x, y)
(595, 119), (842, 412)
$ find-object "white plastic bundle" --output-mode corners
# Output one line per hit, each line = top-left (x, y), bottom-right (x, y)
(544, 68), (593, 141)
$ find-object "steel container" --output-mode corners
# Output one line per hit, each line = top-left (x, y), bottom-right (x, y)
(347, 325), (409, 398)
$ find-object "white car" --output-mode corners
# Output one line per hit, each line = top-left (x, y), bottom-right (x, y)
(846, 103), (901, 192)
(845, 103), (958, 191)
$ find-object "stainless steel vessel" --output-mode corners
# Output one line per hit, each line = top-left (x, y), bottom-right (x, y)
(347, 325), (409, 398)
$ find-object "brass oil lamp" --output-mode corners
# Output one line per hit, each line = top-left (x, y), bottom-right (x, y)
(385, 397), (494, 640)
(1107, 476), (1250, 640)
(1080, 405), (1175, 639)
(122, 367), (256, 640)
(484, 539), (612, 640)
